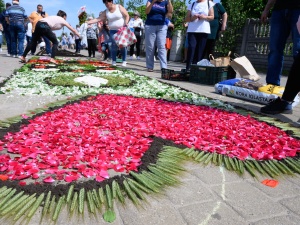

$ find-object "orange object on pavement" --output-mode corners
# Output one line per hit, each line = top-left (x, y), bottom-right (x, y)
(261, 179), (279, 188)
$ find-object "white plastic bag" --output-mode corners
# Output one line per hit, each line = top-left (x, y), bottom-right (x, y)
(197, 59), (215, 67)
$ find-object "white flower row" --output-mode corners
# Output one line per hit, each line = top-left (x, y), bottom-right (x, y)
(0, 69), (234, 109)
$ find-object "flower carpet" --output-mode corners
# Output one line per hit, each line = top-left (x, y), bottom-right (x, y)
(0, 57), (299, 223)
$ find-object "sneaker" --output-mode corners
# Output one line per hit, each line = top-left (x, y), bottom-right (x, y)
(137, 56), (140, 60)
(129, 56), (133, 60)
(112, 61), (116, 66)
(122, 61), (127, 67)
(6, 53), (11, 57)
(0, 48), (2, 52)
(12, 55), (17, 58)
(260, 97), (292, 114)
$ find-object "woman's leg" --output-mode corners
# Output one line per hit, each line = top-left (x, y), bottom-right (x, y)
(87, 39), (92, 57)
(136, 35), (141, 57)
(23, 29), (40, 58)
(282, 53), (300, 102)
(109, 30), (118, 62)
(130, 43), (135, 56)
(145, 25), (156, 70)
(41, 25), (58, 59)
(186, 33), (197, 70)
(194, 33), (208, 63)
(156, 25), (168, 69)
(92, 39), (97, 57)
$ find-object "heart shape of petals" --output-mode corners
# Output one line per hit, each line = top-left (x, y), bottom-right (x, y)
(0, 95), (299, 183)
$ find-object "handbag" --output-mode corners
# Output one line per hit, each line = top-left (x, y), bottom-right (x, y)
(230, 54), (261, 81)
(113, 27), (137, 48)
(209, 51), (231, 67)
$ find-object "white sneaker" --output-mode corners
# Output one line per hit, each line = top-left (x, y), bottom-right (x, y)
(6, 53), (11, 56)
(12, 55), (17, 58)
(0, 48), (2, 52)
(122, 61), (127, 67)
(112, 61), (116, 66)
(137, 56), (140, 60)
(154, 57), (156, 61)
(129, 56), (133, 60)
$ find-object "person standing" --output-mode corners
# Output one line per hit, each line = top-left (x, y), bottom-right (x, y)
(28, 4), (51, 55)
(20, 10), (81, 64)
(165, 16), (174, 62)
(202, 0), (227, 59)
(185, 0), (214, 71)
(5, 0), (27, 58)
(129, 11), (144, 60)
(0, 3), (12, 56)
(87, 0), (130, 67)
(98, 21), (111, 60)
(261, 0), (300, 86)
(25, 21), (34, 55)
(68, 32), (75, 49)
(86, 17), (98, 58)
(182, 22), (189, 63)
(144, 0), (173, 72)
(75, 25), (81, 53)
(261, 15), (300, 115)
(0, 23), (3, 52)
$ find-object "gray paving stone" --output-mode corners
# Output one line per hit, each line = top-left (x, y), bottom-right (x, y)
(247, 178), (300, 200)
(211, 182), (287, 221)
(164, 179), (214, 206)
(189, 164), (252, 185)
(178, 202), (247, 225)
(118, 197), (186, 225)
(251, 215), (300, 225)
(280, 196), (300, 216)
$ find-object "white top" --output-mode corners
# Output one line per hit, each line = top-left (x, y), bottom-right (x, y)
(187, 0), (213, 34)
(106, 5), (124, 30)
(128, 17), (144, 35)
(40, 16), (68, 31)
(128, 18), (144, 29)
(26, 22), (32, 37)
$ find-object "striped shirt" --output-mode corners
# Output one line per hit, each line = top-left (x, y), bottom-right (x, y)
(5, 4), (27, 23)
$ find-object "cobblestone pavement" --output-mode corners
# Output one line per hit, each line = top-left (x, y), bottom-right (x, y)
(0, 49), (300, 225)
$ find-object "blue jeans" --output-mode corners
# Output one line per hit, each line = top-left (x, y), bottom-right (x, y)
(186, 32), (208, 70)
(9, 21), (25, 56)
(4, 29), (11, 54)
(101, 42), (112, 59)
(43, 36), (51, 54)
(109, 29), (127, 62)
(145, 24), (168, 70)
(75, 39), (81, 52)
(267, 9), (300, 86)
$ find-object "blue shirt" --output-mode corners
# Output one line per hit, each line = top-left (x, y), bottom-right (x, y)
(5, 4), (27, 24)
(0, 10), (9, 30)
(145, 0), (168, 26)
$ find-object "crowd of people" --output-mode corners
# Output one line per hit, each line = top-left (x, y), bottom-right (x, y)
(0, 0), (227, 69)
(0, 0), (299, 117)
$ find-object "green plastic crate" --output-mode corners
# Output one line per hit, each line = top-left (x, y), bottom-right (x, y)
(189, 65), (228, 85)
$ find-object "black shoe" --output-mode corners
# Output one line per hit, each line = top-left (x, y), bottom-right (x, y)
(260, 97), (292, 114)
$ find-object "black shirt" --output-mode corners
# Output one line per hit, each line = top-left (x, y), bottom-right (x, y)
(274, 0), (300, 10)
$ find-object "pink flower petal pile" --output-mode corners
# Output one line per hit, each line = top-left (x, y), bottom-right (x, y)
(0, 95), (299, 183)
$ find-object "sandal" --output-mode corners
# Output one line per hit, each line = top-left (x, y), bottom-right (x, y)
(19, 56), (26, 63)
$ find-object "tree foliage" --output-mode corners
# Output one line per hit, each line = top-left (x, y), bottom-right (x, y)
(215, 0), (267, 54)
(0, 0), (5, 12)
